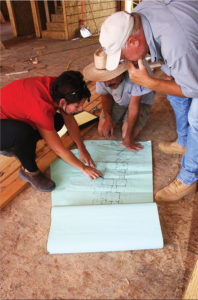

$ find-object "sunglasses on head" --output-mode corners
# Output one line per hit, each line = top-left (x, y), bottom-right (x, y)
(64, 84), (87, 98)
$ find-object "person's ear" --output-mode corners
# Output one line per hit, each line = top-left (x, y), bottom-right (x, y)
(59, 98), (67, 112)
(127, 35), (140, 48)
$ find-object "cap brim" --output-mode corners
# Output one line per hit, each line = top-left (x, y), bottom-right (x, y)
(106, 49), (121, 71)
(83, 61), (128, 82)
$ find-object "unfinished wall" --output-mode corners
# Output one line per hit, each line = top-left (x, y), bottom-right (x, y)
(62, 0), (121, 39)
(1, 1), (9, 22)
(7, 0), (35, 36)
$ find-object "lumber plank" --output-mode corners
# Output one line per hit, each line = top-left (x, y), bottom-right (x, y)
(30, 0), (42, 38)
(0, 158), (20, 183)
(0, 141), (50, 183)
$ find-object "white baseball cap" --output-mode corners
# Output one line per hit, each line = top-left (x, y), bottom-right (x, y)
(99, 11), (134, 71)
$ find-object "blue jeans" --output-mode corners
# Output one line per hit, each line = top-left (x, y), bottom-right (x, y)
(167, 95), (198, 185)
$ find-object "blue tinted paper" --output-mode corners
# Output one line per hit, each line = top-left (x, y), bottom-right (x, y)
(47, 203), (163, 254)
(50, 140), (153, 206)
(48, 140), (163, 254)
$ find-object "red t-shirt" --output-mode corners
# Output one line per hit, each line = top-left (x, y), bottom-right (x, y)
(0, 76), (57, 130)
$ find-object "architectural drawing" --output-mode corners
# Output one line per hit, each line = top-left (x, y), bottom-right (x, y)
(51, 140), (153, 206)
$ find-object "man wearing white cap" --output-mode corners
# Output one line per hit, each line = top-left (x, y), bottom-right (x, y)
(99, 1), (198, 202)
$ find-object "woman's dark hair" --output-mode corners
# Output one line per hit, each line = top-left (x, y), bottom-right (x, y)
(51, 71), (91, 104)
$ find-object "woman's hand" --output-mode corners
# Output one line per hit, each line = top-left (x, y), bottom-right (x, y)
(79, 147), (96, 168)
(82, 165), (103, 180)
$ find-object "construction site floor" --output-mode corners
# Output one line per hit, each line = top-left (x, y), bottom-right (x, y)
(0, 36), (197, 299)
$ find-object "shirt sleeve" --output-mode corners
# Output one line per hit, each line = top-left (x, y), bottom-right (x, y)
(161, 64), (171, 76)
(96, 82), (108, 95)
(171, 49), (198, 98)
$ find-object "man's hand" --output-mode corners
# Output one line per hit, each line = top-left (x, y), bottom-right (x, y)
(79, 147), (96, 168)
(128, 59), (152, 88)
(129, 60), (184, 96)
(120, 135), (143, 152)
(99, 117), (114, 138)
(82, 165), (103, 180)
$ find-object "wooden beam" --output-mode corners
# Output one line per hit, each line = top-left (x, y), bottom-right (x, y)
(44, 0), (50, 23)
(30, 0), (42, 38)
(61, 0), (68, 40)
(121, 0), (126, 11)
(6, 0), (17, 36)
(54, 0), (57, 13)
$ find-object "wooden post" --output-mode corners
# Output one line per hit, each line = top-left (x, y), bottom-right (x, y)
(6, 0), (17, 36)
(121, 0), (126, 11)
(62, 0), (69, 40)
(54, 0), (57, 13)
(30, 0), (42, 38)
(44, 0), (50, 23)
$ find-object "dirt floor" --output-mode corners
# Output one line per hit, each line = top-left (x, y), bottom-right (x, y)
(0, 35), (197, 299)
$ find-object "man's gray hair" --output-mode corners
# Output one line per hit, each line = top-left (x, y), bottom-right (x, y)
(131, 13), (142, 35)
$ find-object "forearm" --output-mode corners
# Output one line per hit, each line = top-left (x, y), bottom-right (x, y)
(121, 97), (143, 151)
(38, 127), (102, 179)
(56, 144), (85, 171)
(126, 113), (138, 138)
(63, 114), (85, 150)
(125, 96), (140, 138)
(143, 77), (184, 97)
(38, 127), (85, 171)
(128, 60), (184, 97)
(101, 94), (113, 119)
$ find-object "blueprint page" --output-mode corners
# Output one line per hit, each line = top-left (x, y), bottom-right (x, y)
(50, 140), (153, 206)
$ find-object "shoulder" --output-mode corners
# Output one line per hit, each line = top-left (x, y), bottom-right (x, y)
(96, 81), (109, 95)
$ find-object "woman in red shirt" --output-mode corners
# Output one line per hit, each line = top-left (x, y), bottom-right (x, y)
(0, 71), (102, 192)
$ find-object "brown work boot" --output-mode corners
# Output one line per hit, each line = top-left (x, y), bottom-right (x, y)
(155, 179), (197, 202)
(158, 141), (186, 155)
(18, 167), (55, 192)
